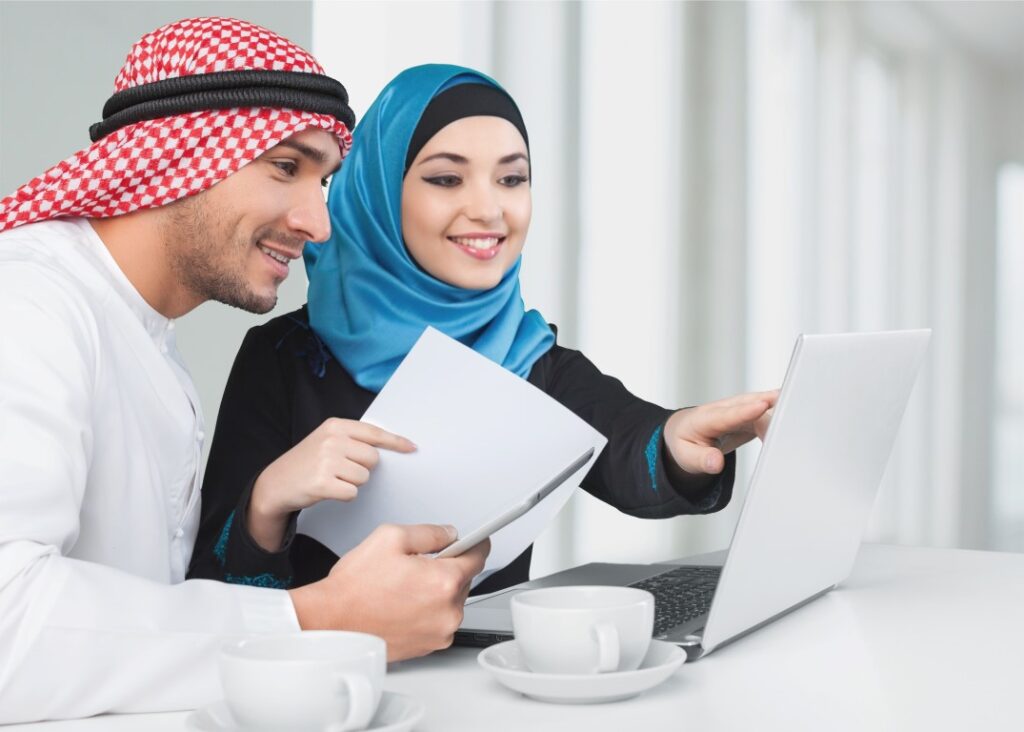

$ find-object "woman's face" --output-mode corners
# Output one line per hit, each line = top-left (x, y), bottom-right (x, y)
(402, 115), (531, 290)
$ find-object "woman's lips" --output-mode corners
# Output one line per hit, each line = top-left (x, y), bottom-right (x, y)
(448, 235), (505, 261)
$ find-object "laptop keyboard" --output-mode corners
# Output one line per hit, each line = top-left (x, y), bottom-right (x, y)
(629, 565), (721, 636)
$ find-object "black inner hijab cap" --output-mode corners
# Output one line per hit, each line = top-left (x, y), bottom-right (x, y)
(404, 83), (530, 176)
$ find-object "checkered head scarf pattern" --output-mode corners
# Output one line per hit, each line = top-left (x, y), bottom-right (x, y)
(0, 17), (353, 233)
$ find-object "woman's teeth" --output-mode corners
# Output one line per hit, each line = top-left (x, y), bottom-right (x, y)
(259, 245), (289, 264)
(450, 236), (501, 250)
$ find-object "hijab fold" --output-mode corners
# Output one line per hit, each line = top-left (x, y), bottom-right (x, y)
(305, 64), (554, 392)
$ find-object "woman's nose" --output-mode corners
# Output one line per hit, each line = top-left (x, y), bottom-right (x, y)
(463, 182), (503, 224)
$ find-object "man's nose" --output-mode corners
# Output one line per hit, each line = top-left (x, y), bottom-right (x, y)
(287, 185), (331, 243)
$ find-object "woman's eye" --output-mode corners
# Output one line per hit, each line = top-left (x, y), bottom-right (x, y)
(499, 174), (529, 187)
(422, 175), (462, 188)
(273, 160), (298, 177)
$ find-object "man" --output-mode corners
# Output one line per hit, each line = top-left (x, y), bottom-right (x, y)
(0, 17), (486, 723)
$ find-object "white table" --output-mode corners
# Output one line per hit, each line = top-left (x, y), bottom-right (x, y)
(8, 544), (1024, 731)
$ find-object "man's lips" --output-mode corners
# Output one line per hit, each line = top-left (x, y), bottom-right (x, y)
(258, 244), (294, 264)
(257, 242), (300, 277)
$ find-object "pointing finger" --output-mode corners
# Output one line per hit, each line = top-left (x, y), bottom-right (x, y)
(694, 399), (772, 437)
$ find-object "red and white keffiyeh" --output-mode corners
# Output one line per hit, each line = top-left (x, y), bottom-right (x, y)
(0, 17), (352, 233)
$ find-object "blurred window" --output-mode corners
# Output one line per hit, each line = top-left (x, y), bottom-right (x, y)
(993, 164), (1024, 550)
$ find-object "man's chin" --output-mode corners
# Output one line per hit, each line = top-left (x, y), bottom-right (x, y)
(215, 290), (278, 315)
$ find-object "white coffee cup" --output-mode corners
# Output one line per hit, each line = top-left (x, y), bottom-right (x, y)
(218, 631), (385, 732)
(510, 586), (654, 675)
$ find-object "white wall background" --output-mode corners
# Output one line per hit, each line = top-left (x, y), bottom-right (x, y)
(1, 1), (1021, 576)
(310, 0), (1023, 575)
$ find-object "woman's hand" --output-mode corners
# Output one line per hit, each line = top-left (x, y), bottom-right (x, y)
(663, 390), (778, 476)
(248, 418), (416, 551)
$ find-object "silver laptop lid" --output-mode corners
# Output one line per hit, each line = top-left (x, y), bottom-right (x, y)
(700, 330), (930, 653)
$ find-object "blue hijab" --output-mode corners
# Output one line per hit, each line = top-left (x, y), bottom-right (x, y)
(304, 64), (554, 392)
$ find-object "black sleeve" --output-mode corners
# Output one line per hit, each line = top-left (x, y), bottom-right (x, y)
(542, 345), (734, 519)
(187, 327), (298, 589)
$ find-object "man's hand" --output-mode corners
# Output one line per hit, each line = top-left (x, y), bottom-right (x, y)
(288, 524), (489, 661)
(248, 419), (416, 551)
(664, 390), (778, 475)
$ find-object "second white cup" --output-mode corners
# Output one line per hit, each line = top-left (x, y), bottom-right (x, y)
(218, 630), (385, 732)
(510, 586), (654, 675)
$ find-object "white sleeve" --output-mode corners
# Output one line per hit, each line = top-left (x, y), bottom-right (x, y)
(0, 263), (299, 724)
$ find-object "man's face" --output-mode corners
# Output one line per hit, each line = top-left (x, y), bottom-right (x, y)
(161, 128), (342, 314)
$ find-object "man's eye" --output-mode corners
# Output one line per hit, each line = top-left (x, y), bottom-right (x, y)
(273, 161), (298, 176)
(422, 175), (461, 188)
(499, 175), (529, 187)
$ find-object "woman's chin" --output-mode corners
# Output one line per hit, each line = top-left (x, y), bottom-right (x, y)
(429, 259), (507, 291)
(449, 272), (503, 291)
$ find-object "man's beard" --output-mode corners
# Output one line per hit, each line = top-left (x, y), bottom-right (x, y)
(162, 194), (278, 314)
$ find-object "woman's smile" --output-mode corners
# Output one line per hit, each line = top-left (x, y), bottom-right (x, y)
(402, 116), (530, 290)
(448, 233), (506, 260)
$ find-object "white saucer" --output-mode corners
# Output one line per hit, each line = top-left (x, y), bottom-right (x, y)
(186, 690), (425, 731)
(477, 639), (685, 704)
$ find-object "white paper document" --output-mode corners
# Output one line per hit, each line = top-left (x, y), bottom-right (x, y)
(298, 327), (607, 582)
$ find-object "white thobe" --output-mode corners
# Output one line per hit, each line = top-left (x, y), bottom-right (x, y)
(0, 218), (299, 723)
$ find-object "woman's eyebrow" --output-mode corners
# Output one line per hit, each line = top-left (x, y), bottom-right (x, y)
(418, 152), (468, 165)
(418, 151), (529, 166)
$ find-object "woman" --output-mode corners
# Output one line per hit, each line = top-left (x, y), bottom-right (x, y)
(188, 65), (774, 592)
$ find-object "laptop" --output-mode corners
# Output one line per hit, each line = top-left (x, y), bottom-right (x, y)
(456, 329), (931, 660)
